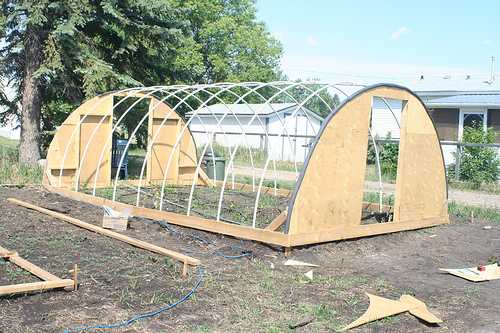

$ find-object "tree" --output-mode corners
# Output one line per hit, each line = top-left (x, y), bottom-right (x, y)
(1, 0), (282, 163)
(173, 0), (283, 84)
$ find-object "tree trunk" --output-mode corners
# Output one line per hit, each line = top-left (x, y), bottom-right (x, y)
(18, 27), (43, 166)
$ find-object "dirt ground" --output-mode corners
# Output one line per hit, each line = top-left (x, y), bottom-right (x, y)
(0, 186), (499, 333)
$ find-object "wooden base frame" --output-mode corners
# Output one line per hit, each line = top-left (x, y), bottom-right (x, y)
(44, 185), (448, 248)
(0, 245), (76, 296)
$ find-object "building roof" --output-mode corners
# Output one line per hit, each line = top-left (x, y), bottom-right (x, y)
(425, 93), (500, 107)
(187, 103), (324, 121)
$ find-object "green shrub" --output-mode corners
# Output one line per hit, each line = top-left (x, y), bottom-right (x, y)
(456, 126), (499, 187)
(379, 133), (399, 178)
(366, 140), (377, 165)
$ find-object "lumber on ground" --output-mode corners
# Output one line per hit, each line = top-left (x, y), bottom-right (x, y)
(7, 198), (200, 266)
(0, 245), (60, 281)
(0, 244), (76, 296)
(0, 279), (74, 295)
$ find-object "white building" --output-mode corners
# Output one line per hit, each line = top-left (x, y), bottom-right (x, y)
(186, 103), (323, 162)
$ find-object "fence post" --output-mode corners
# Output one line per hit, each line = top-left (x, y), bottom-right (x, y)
(454, 142), (461, 181)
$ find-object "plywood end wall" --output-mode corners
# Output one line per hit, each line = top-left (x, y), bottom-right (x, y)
(286, 85), (448, 236)
(44, 92), (204, 189)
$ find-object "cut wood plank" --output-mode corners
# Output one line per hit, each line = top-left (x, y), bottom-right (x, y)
(0, 250), (17, 258)
(4, 255), (60, 281)
(265, 210), (287, 231)
(439, 263), (500, 282)
(0, 244), (77, 297)
(0, 279), (74, 296)
(7, 198), (201, 266)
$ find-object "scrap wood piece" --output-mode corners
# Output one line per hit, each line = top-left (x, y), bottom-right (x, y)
(7, 197), (200, 268)
(289, 315), (314, 329)
(0, 245), (76, 296)
(0, 245), (60, 281)
(265, 209), (287, 231)
(283, 259), (319, 267)
(439, 263), (500, 282)
(343, 293), (442, 331)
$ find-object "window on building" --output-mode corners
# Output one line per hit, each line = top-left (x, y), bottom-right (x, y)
(459, 110), (487, 140)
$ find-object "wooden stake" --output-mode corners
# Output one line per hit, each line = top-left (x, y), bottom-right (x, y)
(182, 261), (188, 277)
(70, 264), (78, 291)
(8, 198), (200, 267)
(284, 247), (292, 257)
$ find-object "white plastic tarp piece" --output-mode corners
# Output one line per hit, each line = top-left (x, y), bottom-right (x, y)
(304, 270), (314, 280)
(439, 263), (500, 282)
(284, 259), (319, 267)
(103, 206), (131, 218)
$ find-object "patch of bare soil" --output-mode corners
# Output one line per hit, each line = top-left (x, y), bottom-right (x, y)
(0, 186), (499, 333)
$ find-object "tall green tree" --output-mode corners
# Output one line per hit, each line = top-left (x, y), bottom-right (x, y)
(173, 0), (282, 83)
(0, 0), (282, 165)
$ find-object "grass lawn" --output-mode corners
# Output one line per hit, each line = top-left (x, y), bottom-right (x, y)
(0, 136), (42, 185)
(0, 135), (18, 148)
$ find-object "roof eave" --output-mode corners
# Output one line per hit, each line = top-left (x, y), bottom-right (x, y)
(427, 103), (500, 108)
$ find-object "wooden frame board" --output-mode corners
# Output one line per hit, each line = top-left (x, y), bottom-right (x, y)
(0, 245), (76, 296)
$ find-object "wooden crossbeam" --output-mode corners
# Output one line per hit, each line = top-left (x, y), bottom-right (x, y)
(7, 197), (201, 267)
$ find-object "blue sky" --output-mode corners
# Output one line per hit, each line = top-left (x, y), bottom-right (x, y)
(256, 1), (500, 88)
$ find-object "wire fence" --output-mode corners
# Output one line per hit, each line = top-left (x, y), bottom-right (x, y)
(376, 138), (500, 181)
(191, 130), (500, 182)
